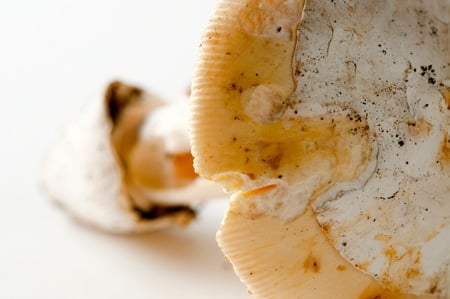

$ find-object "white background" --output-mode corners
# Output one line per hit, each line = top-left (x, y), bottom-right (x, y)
(0, 1), (250, 298)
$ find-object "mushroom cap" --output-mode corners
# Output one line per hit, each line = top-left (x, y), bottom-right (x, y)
(190, 0), (450, 297)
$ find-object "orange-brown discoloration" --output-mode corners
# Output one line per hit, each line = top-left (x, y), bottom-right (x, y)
(173, 153), (198, 182)
(356, 261), (372, 272)
(303, 253), (321, 273)
(406, 267), (421, 279)
(375, 234), (393, 242)
(440, 133), (450, 168)
(242, 184), (278, 198)
(384, 246), (398, 261)
(407, 119), (433, 138)
(337, 264), (347, 271)
(442, 88), (450, 110)
(320, 222), (331, 234)
(129, 149), (197, 190)
(239, 0), (303, 39)
(257, 141), (284, 170)
(358, 285), (428, 299)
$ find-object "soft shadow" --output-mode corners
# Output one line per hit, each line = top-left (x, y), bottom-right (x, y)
(114, 200), (233, 272)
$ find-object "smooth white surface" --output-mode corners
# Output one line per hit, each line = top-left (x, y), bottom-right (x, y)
(0, 1), (249, 298)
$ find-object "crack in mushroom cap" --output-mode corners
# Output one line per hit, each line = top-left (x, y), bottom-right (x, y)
(190, 0), (450, 297)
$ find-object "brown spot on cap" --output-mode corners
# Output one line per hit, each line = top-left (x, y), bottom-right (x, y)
(406, 267), (421, 279)
(257, 142), (283, 170)
(303, 253), (320, 273)
(407, 119), (432, 137)
(336, 264), (346, 271)
(358, 286), (381, 299)
(320, 222), (331, 234)
(440, 133), (450, 171)
(383, 246), (397, 261)
(442, 88), (450, 110)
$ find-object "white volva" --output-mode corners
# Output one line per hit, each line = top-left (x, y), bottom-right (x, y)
(42, 81), (222, 233)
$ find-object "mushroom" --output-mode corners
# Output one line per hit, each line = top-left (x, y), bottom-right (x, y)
(42, 81), (222, 233)
(190, 0), (450, 297)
